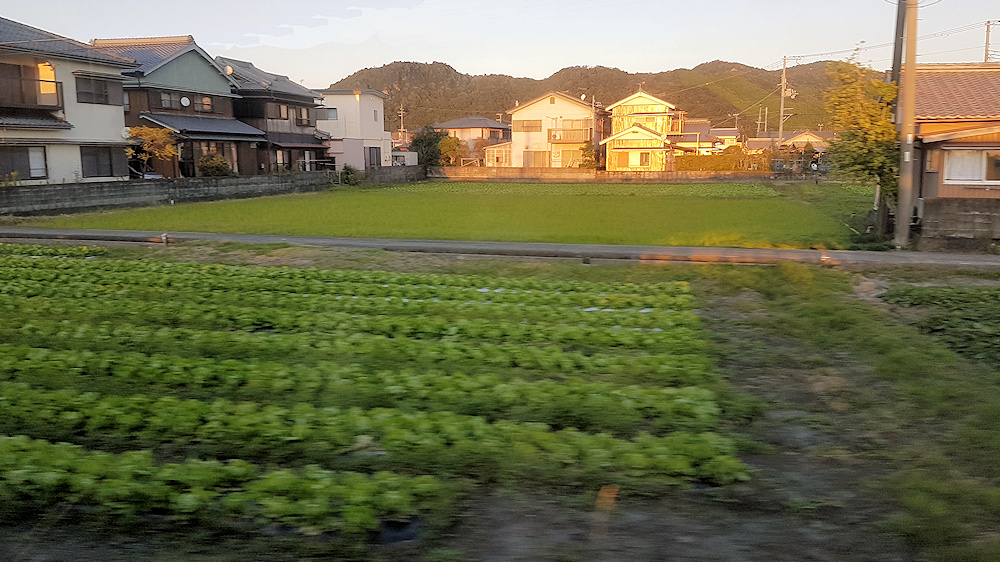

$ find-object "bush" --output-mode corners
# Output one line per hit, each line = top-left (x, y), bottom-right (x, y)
(341, 164), (360, 186)
(197, 154), (233, 177)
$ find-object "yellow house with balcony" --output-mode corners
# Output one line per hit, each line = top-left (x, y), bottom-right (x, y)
(601, 91), (690, 171)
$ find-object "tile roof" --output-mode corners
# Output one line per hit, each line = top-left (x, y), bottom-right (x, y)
(90, 36), (199, 76)
(0, 16), (134, 67)
(915, 64), (1000, 120)
(0, 109), (73, 129)
(216, 56), (319, 100)
(140, 112), (265, 139)
(433, 116), (510, 130)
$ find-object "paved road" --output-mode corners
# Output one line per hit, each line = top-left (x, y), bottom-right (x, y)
(3, 226), (1000, 268)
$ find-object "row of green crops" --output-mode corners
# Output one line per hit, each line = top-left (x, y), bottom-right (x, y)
(0, 246), (746, 544)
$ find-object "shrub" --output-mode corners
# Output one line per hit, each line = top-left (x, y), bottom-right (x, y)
(197, 154), (233, 177)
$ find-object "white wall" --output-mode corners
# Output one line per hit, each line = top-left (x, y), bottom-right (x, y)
(2, 54), (129, 183)
(316, 91), (392, 168)
(509, 97), (594, 167)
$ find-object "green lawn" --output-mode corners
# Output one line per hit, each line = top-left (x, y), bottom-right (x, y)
(28, 182), (873, 249)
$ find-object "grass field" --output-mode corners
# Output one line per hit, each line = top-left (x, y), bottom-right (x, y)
(26, 182), (874, 249)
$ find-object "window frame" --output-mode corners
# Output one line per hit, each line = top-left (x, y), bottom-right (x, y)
(80, 146), (127, 178)
(194, 95), (214, 113)
(75, 76), (123, 105)
(943, 148), (1000, 185)
(512, 120), (542, 133)
(0, 146), (47, 179)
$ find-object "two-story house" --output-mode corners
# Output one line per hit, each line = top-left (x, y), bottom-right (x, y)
(1, 17), (136, 184)
(600, 91), (688, 171)
(91, 36), (266, 177)
(216, 57), (326, 173)
(487, 92), (608, 168)
(315, 89), (392, 169)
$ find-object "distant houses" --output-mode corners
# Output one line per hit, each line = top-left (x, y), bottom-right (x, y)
(315, 89), (393, 169)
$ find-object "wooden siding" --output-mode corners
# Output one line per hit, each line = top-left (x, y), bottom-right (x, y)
(605, 138), (671, 172)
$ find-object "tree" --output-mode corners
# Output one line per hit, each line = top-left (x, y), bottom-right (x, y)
(824, 58), (898, 194)
(410, 126), (447, 169)
(438, 136), (469, 166)
(126, 126), (178, 178)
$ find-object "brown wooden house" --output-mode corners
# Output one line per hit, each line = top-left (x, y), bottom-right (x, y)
(216, 57), (326, 173)
(90, 36), (266, 177)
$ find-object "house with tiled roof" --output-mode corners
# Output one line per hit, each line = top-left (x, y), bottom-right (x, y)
(0, 16), (136, 183)
(914, 63), (1000, 200)
(216, 57), (326, 173)
(91, 36), (266, 177)
(487, 92), (609, 168)
(434, 116), (511, 152)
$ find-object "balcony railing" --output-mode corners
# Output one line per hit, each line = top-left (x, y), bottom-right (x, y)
(0, 77), (64, 110)
(548, 128), (591, 143)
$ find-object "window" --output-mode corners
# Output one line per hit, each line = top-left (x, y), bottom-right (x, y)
(616, 152), (629, 169)
(324, 108), (338, 120)
(194, 96), (213, 112)
(80, 146), (126, 178)
(123, 91), (129, 113)
(513, 120), (542, 132)
(945, 149), (1000, 183)
(374, 109), (379, 122)
(523, 150), (549, 167)
(280, 105), (288, 119)
(549, 97), (555, 104)
(0, 146), (46, 179)
(925, 149), (941, 172)
(159, 91), (182, 110)
(640, 152), (651, 167)
(76, 77), (123, 105)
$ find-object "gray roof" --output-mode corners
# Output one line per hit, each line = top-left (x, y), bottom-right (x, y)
(433, 116), (510, 130)
(916, 64), (1000, 120)
(91, 36), (216, 77)
(140, 112), (265, 140)
(216, 56), (319, 101)
(320, 88), (389, 99)
(710, 127), (739, 137)
(0, 110), (73, 129)
(0, 16), (134, 67)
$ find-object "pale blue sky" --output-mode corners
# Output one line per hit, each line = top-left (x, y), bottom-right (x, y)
(2, 0), (995, 87)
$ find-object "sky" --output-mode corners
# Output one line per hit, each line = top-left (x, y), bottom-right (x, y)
(2, 0), (996, 88)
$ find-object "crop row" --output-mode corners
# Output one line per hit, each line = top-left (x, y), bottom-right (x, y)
(5, 319), (714, 383)
(0, 381), (747, 488)
(0, 292), (700, 352)
(0, 254), (691, 299)
(0, 243), (107, 257)
(0, 276), (686, 330)
(0, 344), (719, 435)
(0, 435), (448, 535)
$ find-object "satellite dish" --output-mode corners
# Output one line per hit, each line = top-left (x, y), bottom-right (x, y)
(581, 94), (586, 100)
(225, 65), (233, 75)
(180, 96), (191, 107)
(120, 127), (131, 140)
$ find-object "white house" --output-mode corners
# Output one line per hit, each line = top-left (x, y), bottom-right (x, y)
(0, 16), (136, 184)
(315, 89), (392, 169)
(489, 91), (606, 168)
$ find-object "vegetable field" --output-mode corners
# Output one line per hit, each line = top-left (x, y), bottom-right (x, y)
(0, 244), (745, 549)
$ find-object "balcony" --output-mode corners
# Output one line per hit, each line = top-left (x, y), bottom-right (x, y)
(548, 128), (591, 143)
(0, 77), (64, 110)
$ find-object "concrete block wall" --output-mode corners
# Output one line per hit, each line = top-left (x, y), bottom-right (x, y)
(919, 198), (1000, 251)
(0, 172), (337, 216)
(426, 167), (773, 183)
(364, 166), (426, 185)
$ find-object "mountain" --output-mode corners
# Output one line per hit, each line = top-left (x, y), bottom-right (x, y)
(331, 60), (847, 137)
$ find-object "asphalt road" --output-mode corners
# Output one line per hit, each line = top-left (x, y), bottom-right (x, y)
(3, 226), (1000, 268)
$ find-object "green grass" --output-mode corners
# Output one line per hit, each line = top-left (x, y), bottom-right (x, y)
(26, 182), (870, 249)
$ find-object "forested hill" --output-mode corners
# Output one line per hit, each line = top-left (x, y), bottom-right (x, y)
(331, 60), (846, 136)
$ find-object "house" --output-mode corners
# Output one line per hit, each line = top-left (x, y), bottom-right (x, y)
(488, 92), (609, 168)
(216, 57), (326, 173)
(913, 63), (1000, 200)
(315, 89), (392, 169)
(91, 36), (266, 178)
(0, 17), (136, 184)
(745, 130), (835, 154)
(434, 116), (511, 152)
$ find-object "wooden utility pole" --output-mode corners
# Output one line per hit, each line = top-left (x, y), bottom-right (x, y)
(895, 0), (918, 246)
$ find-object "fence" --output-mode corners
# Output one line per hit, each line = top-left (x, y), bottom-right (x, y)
(427, 166), (773, 183)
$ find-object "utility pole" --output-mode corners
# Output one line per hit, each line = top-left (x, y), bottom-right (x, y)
(778, 56), (787, 146)
(988, 20), (994, 63)
(756, 107), (763, 135)
(398, 102), (406, 133)
(890, 0), (907, 85)
(895, 0), (918, 246)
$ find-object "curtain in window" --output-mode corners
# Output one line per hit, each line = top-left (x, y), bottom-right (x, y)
(945, 150), (982, 181)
